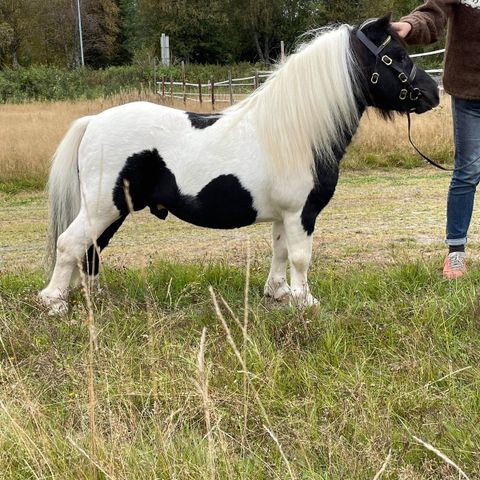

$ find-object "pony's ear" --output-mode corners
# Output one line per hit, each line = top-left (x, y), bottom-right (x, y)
(375, 13), (392, 30)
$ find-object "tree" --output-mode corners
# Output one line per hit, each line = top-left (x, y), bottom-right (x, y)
(0, 0), (447, 69)
(227, 0), (321, 64)
(82, 0), (120, 67)
(36, 0), (77, 67)
(113, 0), (139, 64)
(0, 21), (13, 65)
(137, 0), (239, 64)
(0, 0), (32, 68)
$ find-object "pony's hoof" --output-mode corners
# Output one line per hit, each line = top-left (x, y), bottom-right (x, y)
(39, 290), (69, 315)
(289, 292), (319, 309)
(264, 282), (290, 302)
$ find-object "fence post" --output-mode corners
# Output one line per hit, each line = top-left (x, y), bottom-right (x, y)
(228, 70), (234, 105)
(170, 76), (173, 102)
(161, 75), (165, 97)
(211, 78), (215, 110)
(280, 41), (285, 63)
(254, 70), (260, 89)
(182, 61), (186, 104)
(153, 57), (157, 94)
(198, 79), (203, 104)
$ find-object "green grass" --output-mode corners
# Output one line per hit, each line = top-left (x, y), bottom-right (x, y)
(1, 259), (479, 479)
(0, 177), (46, 195)
(342, 148), (453, 171)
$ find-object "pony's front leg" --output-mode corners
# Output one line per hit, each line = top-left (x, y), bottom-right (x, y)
(264, 221), (290, 301)
(283, 212), (318, 307)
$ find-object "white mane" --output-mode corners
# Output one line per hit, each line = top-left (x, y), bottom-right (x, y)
(229, 25), (361, 176)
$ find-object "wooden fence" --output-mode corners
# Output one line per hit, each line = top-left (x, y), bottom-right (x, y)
(156, 49), (446, 107)
(156, 70), (272, 107)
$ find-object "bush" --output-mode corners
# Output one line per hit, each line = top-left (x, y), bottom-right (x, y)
(0, 63), (264, 103)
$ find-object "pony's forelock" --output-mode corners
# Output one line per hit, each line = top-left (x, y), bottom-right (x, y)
(228, 25), (362, 177)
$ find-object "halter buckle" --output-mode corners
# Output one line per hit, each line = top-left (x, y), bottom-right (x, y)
(381, 55), (393, 66)
(398, 72), (408, 83)
(381, 35), (392, 47)
(371, 72), (379, 84)
(410, 88), (421, 101)
(399, 89), (408, 100)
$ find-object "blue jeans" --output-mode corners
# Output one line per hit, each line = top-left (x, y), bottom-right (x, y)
(446, 97), (480, 246)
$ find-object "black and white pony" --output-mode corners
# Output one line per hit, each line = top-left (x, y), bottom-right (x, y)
(40, 16), (439, 314)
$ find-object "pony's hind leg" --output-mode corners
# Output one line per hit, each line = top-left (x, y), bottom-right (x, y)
(264, 221), (290, 301)
(40, 210), (119, 314)
(283, 211), (318, 307)
(83, 215), (127, 280)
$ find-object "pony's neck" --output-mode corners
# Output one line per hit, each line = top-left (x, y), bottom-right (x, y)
(313, 101), (366, 177)
(235, 25), (363, 177)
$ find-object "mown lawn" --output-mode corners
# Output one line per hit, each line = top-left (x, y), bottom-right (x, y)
(1, 258), (479, 479)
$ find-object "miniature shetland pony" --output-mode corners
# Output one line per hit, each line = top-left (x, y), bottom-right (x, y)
(40, 16), (439, 314)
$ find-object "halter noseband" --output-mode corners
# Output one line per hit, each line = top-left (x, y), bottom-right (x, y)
(355, 26), (421, 104)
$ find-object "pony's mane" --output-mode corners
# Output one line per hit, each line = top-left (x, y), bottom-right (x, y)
(227, 25), (362, 176)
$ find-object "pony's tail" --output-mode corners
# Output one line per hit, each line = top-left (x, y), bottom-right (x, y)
(46, 116), (94, 271)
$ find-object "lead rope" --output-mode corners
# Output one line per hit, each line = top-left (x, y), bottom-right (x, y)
(407, 112), (451, 171)
(407, 112), (480, 173)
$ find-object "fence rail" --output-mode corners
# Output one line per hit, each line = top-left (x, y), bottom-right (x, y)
(157, 70), (271, 107)
(156, 50), (445, 107)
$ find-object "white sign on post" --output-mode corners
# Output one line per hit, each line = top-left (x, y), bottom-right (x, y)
(161, 33), (170, 66)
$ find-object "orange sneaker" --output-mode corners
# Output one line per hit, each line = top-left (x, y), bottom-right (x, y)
(443, 252), (467, 279)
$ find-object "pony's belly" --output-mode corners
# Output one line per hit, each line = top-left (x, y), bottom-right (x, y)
(113, 149), (258, 230)
(161, 173), (258, 229)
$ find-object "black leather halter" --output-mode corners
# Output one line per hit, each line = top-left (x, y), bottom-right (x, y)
(355, 28), (421, 103)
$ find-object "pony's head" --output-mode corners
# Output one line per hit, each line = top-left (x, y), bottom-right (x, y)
(352, 15), (440, 116)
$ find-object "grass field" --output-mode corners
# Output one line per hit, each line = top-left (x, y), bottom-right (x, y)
(2, 168), (480, 479)
(2, 251), (480, 479)
(1, 95), (480, 479)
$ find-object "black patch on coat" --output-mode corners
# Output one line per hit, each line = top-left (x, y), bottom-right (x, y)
(301, 164), (339, 236)
(113, 149), (257, 229)
(149, 205), (168, 220)
(84, 215), (127, 276)
(301, 125), (360, 235)
(187, 112), (221, 129)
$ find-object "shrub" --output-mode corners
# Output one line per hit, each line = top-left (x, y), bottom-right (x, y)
(0, 63), (264, 103)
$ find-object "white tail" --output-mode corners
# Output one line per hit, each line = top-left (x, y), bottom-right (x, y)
(46, 116), (94, 270)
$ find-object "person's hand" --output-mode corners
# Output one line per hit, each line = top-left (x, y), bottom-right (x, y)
(392, 22), (412, 38)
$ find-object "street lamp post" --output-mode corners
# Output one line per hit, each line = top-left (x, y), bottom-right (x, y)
(76, 0), (85, 66)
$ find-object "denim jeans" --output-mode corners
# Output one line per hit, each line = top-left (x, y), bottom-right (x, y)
(446, 97), (480, 246)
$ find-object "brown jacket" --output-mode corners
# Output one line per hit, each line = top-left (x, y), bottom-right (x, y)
(401, 0), (480, 100)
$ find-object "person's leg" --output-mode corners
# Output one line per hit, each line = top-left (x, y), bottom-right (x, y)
(444, 97), (480, 278)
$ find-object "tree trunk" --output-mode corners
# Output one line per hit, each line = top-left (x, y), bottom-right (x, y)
(263, 36), (270, 65)
(11, 40), (18, 69)
(253, 30), (265, 63)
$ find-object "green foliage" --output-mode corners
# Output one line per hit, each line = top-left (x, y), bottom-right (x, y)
(0, 0), (447, 69)
(0, 63), (263, 102)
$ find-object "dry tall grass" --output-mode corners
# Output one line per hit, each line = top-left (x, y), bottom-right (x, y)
(349, 98), (454, 168)
(0, 92), (453, 183)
